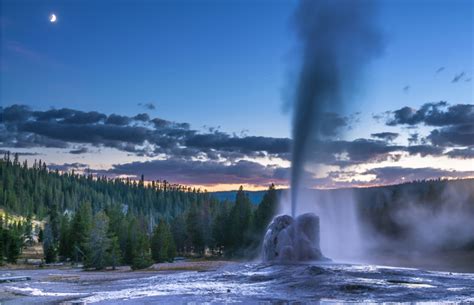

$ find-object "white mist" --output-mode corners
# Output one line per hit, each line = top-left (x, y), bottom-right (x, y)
(279, 188), (365, 262)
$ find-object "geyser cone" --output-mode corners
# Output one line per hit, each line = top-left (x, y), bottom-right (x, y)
(262, 213), (328, 262)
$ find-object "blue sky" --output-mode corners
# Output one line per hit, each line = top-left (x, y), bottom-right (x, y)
(1, 0), (473, 190)
(2, 0), (293, 137)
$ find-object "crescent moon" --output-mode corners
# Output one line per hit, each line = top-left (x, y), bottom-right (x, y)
(49, 14), (57, 23)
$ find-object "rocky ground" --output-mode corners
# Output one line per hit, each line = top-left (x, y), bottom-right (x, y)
(1, 259), (474, 304)
(0, 260), (235, 304)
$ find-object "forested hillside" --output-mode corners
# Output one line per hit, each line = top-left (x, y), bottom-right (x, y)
(355, 178), (474, 252)
(2, 151), (472, 269)
(0, 152), (278, 269)
(1, 152), (213, 219)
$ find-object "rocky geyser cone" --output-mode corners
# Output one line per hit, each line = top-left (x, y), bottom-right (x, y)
(262, 213), (327, 262)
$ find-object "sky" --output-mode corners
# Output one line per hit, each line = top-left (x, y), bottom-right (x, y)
(1, 0), (473, 191)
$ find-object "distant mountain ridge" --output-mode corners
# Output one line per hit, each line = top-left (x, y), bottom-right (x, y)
(212, 178), (474, 205)
(211, 190), (266, 205)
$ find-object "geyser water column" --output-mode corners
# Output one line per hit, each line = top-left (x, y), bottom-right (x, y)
(289, 0), (383, 216)
(261, 0), (384, 262)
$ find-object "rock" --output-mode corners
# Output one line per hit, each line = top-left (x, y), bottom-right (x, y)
(294, 213), (324, 261)
(262, 213), (327, 262)
(262, 215), (293, 261)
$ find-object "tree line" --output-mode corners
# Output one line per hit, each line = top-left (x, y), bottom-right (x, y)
(0, 152), (278, 269)
(0, 214), (33, 264)
(355, 178), (474, 251)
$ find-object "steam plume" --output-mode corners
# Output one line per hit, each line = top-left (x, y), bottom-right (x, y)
(290, 0), (383, 216)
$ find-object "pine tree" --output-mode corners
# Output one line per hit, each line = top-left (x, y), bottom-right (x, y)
(254, 184), (277, 235)
(23, 215), (34, 246)
(84, 212), (111, 270)
(70, 202), (92, 262)
(107, 235), (121, 270)
(131, 232), (153, 270)
(40, 201), (61, 264)
(43, 223), (56, 263)
(167, 233), (177, 262)
(170, 215), (187, 254)
(211, 202), (230, 256)
(0, 226), (4, 265)
(186, 203), (205, 255)
(124, 217), (138, 265)
(6, 228), (22, 264)
(38, 228), (44, 243)
(229, 186), (252, 255)
(151, 220), (176, 263)
(105, 204), (127, 260)
(151, 221), (166, 263)
(48, 202), (60, 245)
(58, 215), (71, 260)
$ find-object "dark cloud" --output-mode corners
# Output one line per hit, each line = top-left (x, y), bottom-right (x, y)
(307, 138), (448, 167)
(423, 104), (474, 126)
(33, 108), (76, 121)
(0, 124), (70, 149)
(428, 123), (474, 147)
(372, 111), (390, 123)
(406, 145), (444, 157)
(100, 159), (289, 186)
(0, 105), (108, 127)
(138, 102), (156, 110)
(133, 113), (150, 122)
(435, 67), (445, 74)
(387, 106), (420, 126)
(452, 72), (465, 83)
(33, 108), (107, 124)
(277, 165), (474, 189)
(69, 147), (89, 154)
(314, 138), (404, 165)
(407, 133), (419, 145)
(0, 149), (40, 156)
(105, 114), (131, 126)
(18, 121), (149, 145)
(446, 147), (474, 159)
(48, 162), (89, 172)
(1, 104), (290, 162)
(363, 166), (474, 185)
(371, 132), (399, 142)
(1, 105), (32, 123)
(385, 102), (474, 150)
(185, 132), (291, 155)
(387, 102), (473, 127)
(61, 111), (106, 124)
(95, 157), (474, 188)
(151, 118), (170, 128)
(1, 104), (471, 180)
(150, 119), (190, 130)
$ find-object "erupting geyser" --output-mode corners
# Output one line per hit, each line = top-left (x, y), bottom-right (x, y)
(263, 0), (383, 262)
(289, 0), (383, 218)
(262, 213), (328, 262)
